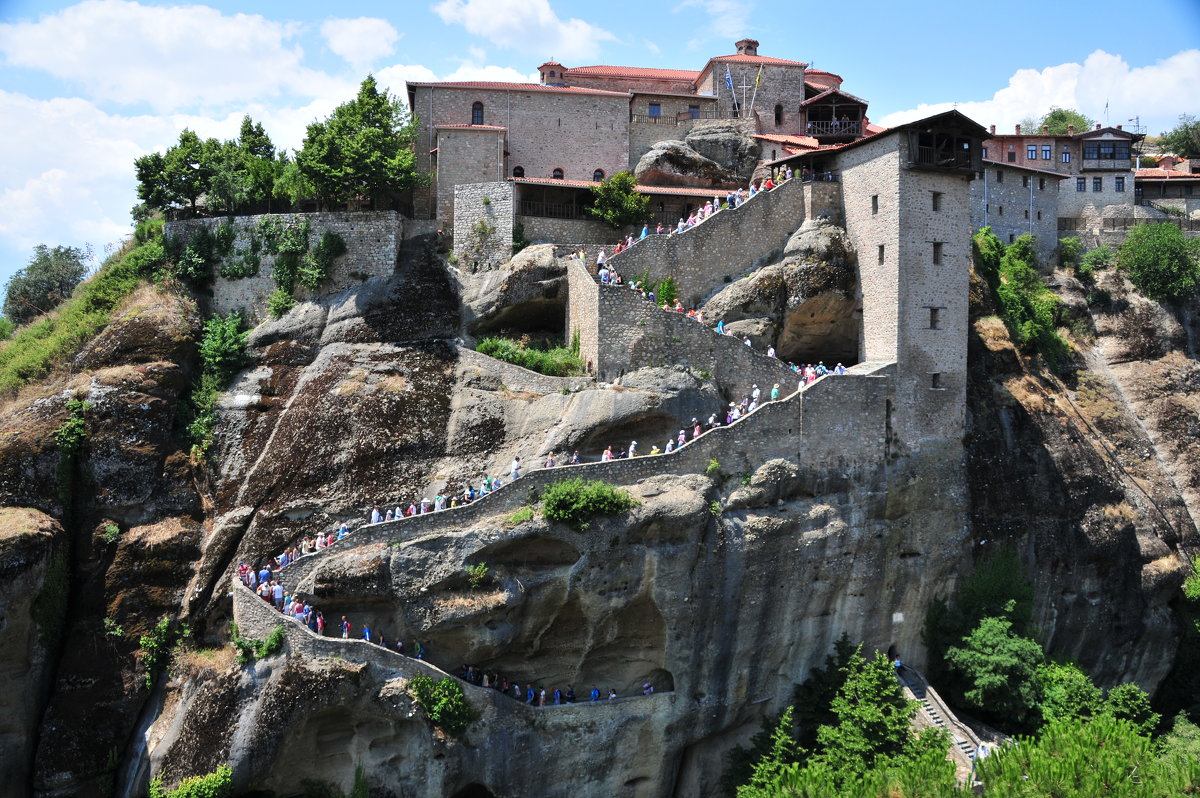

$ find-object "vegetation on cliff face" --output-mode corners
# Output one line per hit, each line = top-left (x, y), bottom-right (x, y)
(1115, 222), (1200, 301)
(182, 311), (248, 454)
(540, 477), (637, 531)
(2, 244), (89, 325)
(407, 675), (477, 738)
(148, 764), (233, 798)
(0, 222), (165, 395)
(475, 334), (585, 376)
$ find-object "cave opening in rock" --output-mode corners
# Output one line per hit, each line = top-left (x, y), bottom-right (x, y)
(450, 783), (497, 798)
(776, 294), (859, 366)
(470, 297), (565, 341)
(575, 412), (680, 454)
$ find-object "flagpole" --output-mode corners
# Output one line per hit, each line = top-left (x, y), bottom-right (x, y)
(749, 66), (762, 117)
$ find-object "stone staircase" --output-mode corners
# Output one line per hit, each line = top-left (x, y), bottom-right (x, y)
(897, 665), (996, 783)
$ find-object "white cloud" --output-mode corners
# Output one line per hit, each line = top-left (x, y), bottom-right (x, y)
(877, 49), (1200, 137)
(0, 0), (337, 112)
(675, 0), (754, 48)
(321, 17), (400, 72)
(432, 0), (616, 62)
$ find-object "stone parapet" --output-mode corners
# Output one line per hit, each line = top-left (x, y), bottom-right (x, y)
(271, 362), (892, 588)
(603, 176), (811, 303)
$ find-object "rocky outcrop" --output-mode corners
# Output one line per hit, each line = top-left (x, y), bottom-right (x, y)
(458, 244), (568, 338)
(635, 140), (742, 189)
(683, 121), (762, 181)
(702, 219), (858, 363)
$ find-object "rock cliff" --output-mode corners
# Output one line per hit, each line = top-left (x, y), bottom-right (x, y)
(0, 218), (1196, 798)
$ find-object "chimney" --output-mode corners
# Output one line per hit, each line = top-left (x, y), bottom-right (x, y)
(1042, 125), (1050, 134)
(1095, 123), (1102, 130)
(989, 124), (996, 135)
(1067, 125), (1075, 135)
(735, 39), (759, 56)
(1116, 124), (1123, 130)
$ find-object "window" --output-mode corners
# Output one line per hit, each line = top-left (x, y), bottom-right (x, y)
(774, 104), (783, 126)
(549, 70), (556, 77)
(1008, 233), (1015, 243)
(471, 101), (484, 125)
(648, 103), (661, 118)
(1042, 145), (1052, 160)
(1115, 176), (1125, 192)
(1093, 177), (1102, 192)
(593, 168), (605, 182)
(512, 166), (524, 178)
(930, 372), (943, 390)
(982, 147), (988, 158)
(1028, 145), (1037, 159)
(1039, 178), (1046, 191)
(929, 307), (941, 329)
(877, 244), (885, 264)
(871, 195), (879, 214)
(1062, 147), (1072, 163)
(931, 192), (942, 211)
(1024, 209), (1029, 219)
(1037, 210), (1042, 220)
(1076, 177), (1086, 192)
(552, 168), (564, 179)
(688, 105), (700, 119)
(1022, 175), (1029, 187)
(1083, 141), (1131, 160)
(1007, 151), (1016, 162)
(996, 169), (1004, 182)
(998, 205), (1003, 215)
(932, 242), (943, 264)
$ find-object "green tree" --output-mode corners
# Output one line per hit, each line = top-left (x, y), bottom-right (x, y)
(1035, 662), (1102, 725)
(205, 139), (251, 215)
(296, 75), (425, 208)
(945, 604), (1044, 730)
(814, 647), (920, 777)
(738, 707), (801, 798)
(586, 170), (650, 229)
(408, 675), (477, 738)
(976, 714), (1200, 796)
(3, 244), (90, 324)
(163, 129), (212, 215)
(1117, 221), (1200, 301)
(1039, 107), (1096, 135)
(1102, 682), (1158, 736)
(1157, 113), (1200, 158)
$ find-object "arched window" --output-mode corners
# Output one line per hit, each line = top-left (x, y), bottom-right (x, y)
(549, 70), (556, 78)
(593, 169), (605, 181)
(471, 101), (484, 125)
(552, 168), (564, 179)
(512, 166), (525, 178)
(774, 104), (783, 126)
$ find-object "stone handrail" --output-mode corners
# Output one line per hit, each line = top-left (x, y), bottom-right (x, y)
(231, 578), (672, 716)
(602, 177), (808, 304)
(268, 362), (893, 590)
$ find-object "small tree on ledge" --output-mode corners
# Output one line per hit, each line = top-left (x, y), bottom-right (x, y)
(586, 171), (650, 229)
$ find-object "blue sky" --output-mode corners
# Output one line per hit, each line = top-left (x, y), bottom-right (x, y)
(1, 0), (1198, 297)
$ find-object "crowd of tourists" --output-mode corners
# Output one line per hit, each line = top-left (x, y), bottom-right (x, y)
(458, 664), (655, 706)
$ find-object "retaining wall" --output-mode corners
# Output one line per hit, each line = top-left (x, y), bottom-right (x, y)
(165, 211), (404, 321)
(272, 362), (892, 588)
(603, 177), (812, 303)
(566, 258), (802, 386)
(453, 182), (513, 270)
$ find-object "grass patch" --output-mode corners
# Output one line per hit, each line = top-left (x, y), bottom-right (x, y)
(180, 311), (248, 454)
(149, 764), (233, 798)
(433, 589), (506, 614)
(0, 233), (165, 396)
(540, 477), (636, 531)
(230, 622), (286, 665)
(505, 505), (535, 526)
(476, 335), (584, 377)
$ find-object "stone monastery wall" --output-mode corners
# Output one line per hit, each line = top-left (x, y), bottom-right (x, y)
(165, 211), (403, 320)
(566, 258), (800, 388)
(453, 181), (514, 271)
(604, 176), (810, 304)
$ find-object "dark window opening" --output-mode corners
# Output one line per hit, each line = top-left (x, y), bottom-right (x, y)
(512, 166), (524, 178)
(996, 169), (1004, 182)
(1022, 175), (1029, 187)
(932, 242), (943, 264)
(871, 194), (879, 214)
(929, 307), (941, 329)
(1083, 141), (1131, 160)
(1093, 177), (1102, 192)
(552, 168), (564, 179)
(1038, 178), (1045, 190)
(688, 105), (700, 119)
(1076, 177), (1086, 192)
(930, 372), (943, 390)
(648, 103), (661, 118)
(1007, 151), (1016, 162)
(931, 192), (942, 211)
(774, 104), (783, 126)
(471, 101), (484, 125)
(1115, 176), (1125, 192)
(1037, 210), (1042, 220)
(593, 168), (605, 181)
(877, 244), (885, 264)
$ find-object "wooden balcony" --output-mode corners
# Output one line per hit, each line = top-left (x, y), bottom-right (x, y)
(804, 120), (861, 140)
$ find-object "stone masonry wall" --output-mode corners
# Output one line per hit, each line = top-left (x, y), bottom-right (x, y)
(165, 211), (403, 321)
(437, 128), (508, 227)
(566, 256), (600, 373)
(274, 363), (893, 583)
(588, 266), (804, 390)
(518, 215), (633, 249)
(453, 182), (514, 270)
(970, 164), (1062, 264)
(605, 176), (809, 304)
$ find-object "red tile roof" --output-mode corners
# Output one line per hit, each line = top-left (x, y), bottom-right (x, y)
(805, 69), (843, 79)
(754, 133), (821, 148)
(510, 177), (732, 197)
(800, 87), (869, 106)
(709, 53), (808, 67)
(566, 65), (702, 81)
(408, 81), (630, 97)
(1135, 168), (1200, 179)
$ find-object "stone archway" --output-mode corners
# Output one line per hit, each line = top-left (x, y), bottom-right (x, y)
(449, 784), (497, 798)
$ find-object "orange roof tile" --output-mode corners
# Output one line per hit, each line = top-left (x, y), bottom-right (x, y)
(709, 53), (808, 67)
(1135, 168), (1200, 179)
(754, 133), (821, 148)
(408, 81), (630, 97)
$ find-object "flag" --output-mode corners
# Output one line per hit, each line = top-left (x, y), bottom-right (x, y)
(754, 65), (763, 88)
(724, 65), (734, 93)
